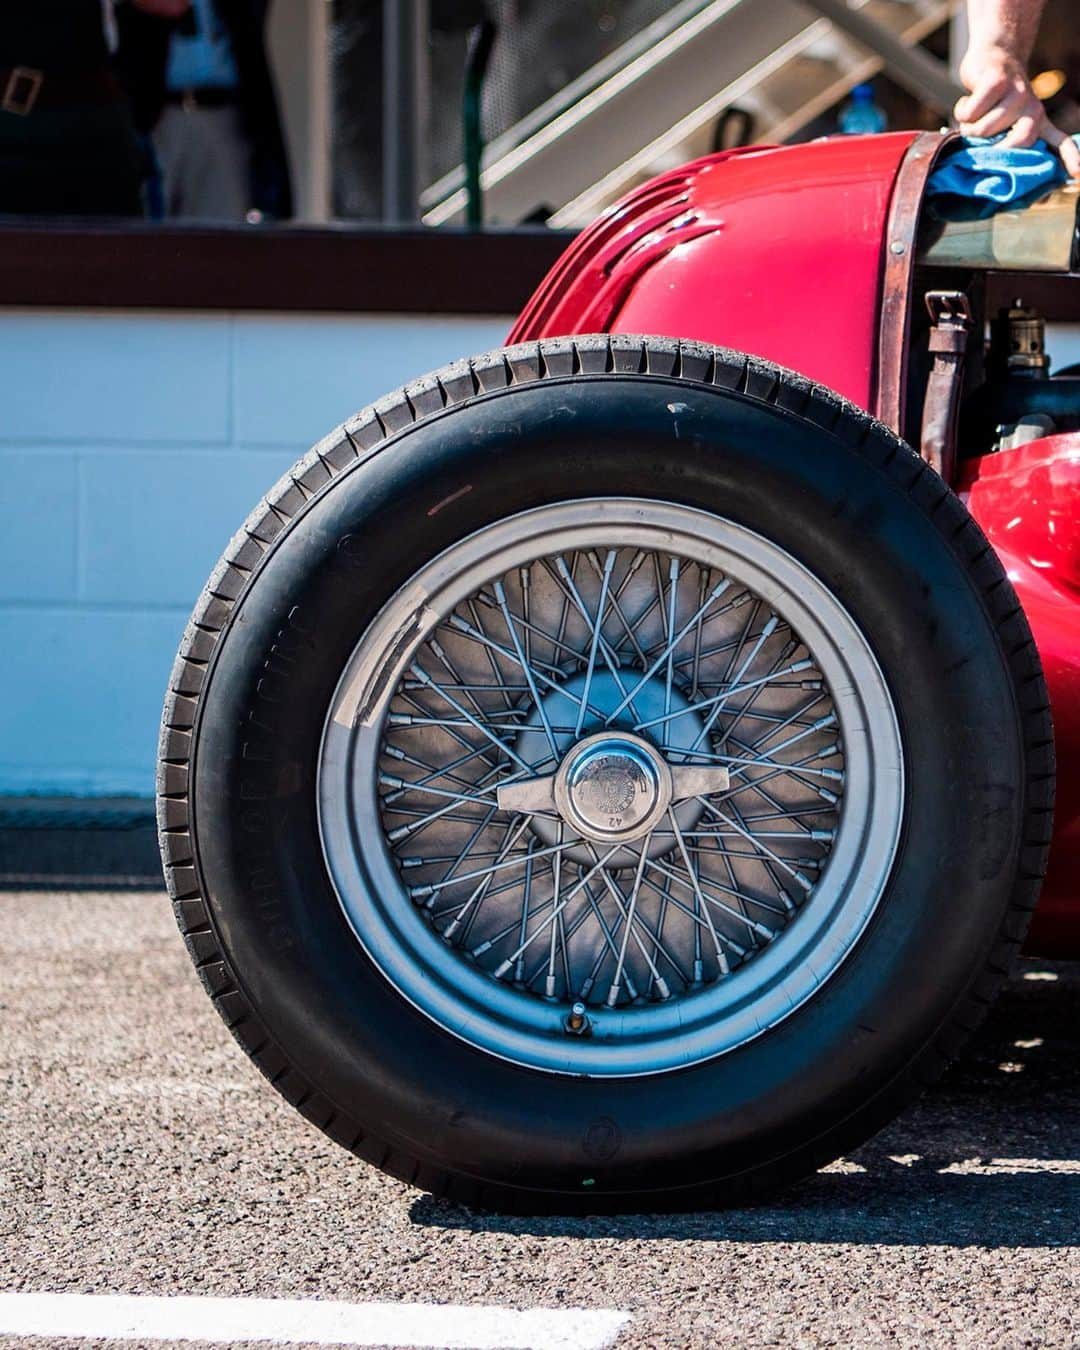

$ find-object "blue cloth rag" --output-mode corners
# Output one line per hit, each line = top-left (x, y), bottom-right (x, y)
(927, 134), (1079, 219)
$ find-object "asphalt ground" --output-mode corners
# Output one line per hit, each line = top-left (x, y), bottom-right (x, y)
(2, 863), (1078, 1348)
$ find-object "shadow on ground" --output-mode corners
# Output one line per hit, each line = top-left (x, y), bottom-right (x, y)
(410, 959), (1080, 1248)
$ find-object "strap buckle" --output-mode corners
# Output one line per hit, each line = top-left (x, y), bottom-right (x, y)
(2, 67), (43, 117)
(925, 289), (972, 327)
(925, 290), (973, 354)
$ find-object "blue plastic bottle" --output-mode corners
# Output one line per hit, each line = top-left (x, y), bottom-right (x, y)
(839, 83), (888, 134)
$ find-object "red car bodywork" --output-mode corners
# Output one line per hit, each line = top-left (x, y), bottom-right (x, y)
(509, 130), (1080, 953)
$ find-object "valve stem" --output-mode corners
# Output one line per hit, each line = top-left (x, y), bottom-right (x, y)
(564, 1001), (590, 1035)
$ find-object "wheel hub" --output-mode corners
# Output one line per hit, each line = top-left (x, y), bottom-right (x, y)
(512, 670), (706, 865)
(555, 732), (672, 843)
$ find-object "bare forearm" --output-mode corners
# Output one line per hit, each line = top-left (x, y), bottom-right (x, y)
(964, 0), (1045, 66)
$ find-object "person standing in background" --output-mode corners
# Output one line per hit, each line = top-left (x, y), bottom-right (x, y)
(0, 0), (162, 217)
(116, 0), (292, 221)
(956, 0), (1080, 175)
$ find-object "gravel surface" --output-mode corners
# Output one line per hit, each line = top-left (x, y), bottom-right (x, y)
(1, 888), (1077, 1349)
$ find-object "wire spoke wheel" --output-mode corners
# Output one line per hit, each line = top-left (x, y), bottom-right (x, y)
(319, 499), (904, 1075)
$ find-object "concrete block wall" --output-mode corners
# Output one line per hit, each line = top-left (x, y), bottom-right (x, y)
(0, 309), (508, 796)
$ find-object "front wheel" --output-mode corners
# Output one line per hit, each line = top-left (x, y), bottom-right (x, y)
(159, 336), (1053, 1211)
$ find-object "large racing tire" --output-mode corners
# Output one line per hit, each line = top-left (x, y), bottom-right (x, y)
(157, 335), (1053, 1212)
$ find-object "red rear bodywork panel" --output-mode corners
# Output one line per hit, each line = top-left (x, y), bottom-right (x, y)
(510, 133), (1080, 953)
(961, 435), (1080, 952)
(510, 132), (919, 406)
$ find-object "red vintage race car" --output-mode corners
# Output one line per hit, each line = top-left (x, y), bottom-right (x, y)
(159, 129), (1078, 1212)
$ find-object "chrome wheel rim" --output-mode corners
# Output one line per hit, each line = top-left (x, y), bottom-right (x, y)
(318, 499), (903, 1076)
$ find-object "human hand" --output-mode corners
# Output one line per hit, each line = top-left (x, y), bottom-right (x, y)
(129, 0), (192, 16)
(956, 45), (1080, 177)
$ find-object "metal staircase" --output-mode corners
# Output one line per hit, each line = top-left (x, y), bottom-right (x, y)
(422, 0), (960, 229)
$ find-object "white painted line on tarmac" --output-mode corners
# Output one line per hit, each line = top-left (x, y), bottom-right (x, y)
(0, 1292), (631, 1349)
(939, 1156), (1080, 1175)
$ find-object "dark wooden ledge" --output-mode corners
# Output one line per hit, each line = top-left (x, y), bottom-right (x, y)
(0, 219), (575, 314)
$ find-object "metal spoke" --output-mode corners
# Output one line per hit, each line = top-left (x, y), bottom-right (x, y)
(511, 838), (538, 982)
(721, 745), (834, 830)
(716, 747), (844, 808)
(395, 689), (502, 773)
(492, 579), (560, 760)
(738, 713), (839, 768)
(737, 693), (831, 757)
(402, 679), (532, 695)
(520, 564), (532, 672)
(384, 751), (525, 841)
(489, 843), (624, 974)
(697, 799), (816, 892)
(584, 843), (678, 997)
(575, 549), (617, 738)
(603, 577), (733, 723)
(703, 792), (801, 918)
(440, 816), (532, 940)
(576, 872), (646, 991)
(427, 633), (502, 723)
(475, 590), (598, 668)
(664, 557), (680, 717)
(631, 658), (814, 735)
(640, 867), (750, 955)
(386, 795), (490, 844)
(668, 745), (841, 783)
(652, 844), (770, 947)
(696, 820), (788, 928)
(410, 662), (538, 775)
(542, 821), (566, 999)
(666, 808), (730, 974)
(385, 806), (496, 830)
(380, 774), (500, 810)
(445, 612), (608, 726)
(390, 711), (529, 730)
(689, 567), (709, 700)
(461, 866), (560, 952)
(551, 550), (578, 672)
(409, 830), (578, 902)
(687, 611), (781, 753)
(587, 548), (648, 667)
(431, 861), (552, 923)
(465, 596), (520, 713)
(545, 556), (638, 714)
(710, 636), (798, 751)
(523, 877), (601, 994)
(606, 844), (651, 1006)
(740, 804), (837, 823)
(384, 740), (494, 795)
(669, 624), (760, 673)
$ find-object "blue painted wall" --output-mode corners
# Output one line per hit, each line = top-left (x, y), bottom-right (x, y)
(0, 309), (508, 796)
(9, 310), (1077, 799)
